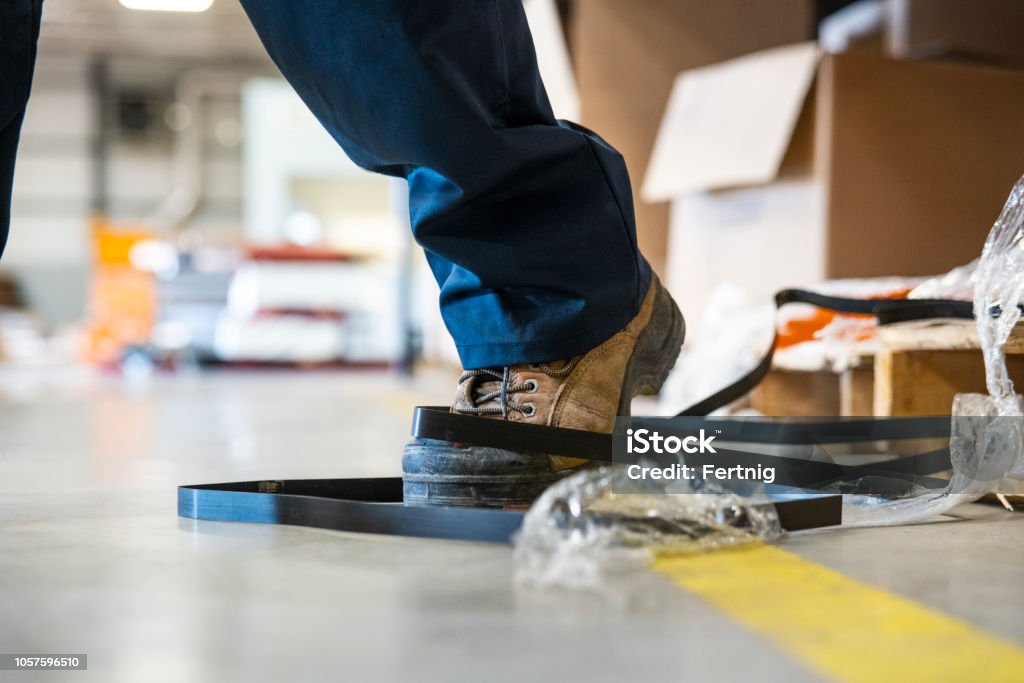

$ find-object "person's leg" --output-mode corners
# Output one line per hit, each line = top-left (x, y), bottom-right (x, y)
(238, 0), (651, 369)
(240, 0), (685, 506)
(0, 0), (44, 258)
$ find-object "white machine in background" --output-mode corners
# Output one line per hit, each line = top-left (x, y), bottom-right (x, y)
(214, 259), (401, 364)
(226, 79), (408, 365)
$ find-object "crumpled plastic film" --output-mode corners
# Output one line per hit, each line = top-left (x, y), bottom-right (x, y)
(973, 177), (1024, 420)
(908, 258), (978, 301)
(970, 174), (1024, 481)
(513, 466), (781, 589)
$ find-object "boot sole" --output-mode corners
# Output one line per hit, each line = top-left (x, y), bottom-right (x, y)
(403, 278), (686, 507)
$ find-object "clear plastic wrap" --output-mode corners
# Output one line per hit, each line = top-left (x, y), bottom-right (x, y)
(973, 177), (1024, 418)
(514, 467), (781, 590)
(908, 258), (978, 301)
(838, 394), (1020, 527)
(970, 175), (1024, 481)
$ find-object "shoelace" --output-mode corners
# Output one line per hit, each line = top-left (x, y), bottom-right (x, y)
(455, 358), (580, 419)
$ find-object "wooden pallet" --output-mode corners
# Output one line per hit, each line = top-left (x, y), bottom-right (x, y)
(751, 320), (1024, 418)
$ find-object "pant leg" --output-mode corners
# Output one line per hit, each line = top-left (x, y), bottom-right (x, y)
(0, 0), (43, 258)
(239, 0), (651, 369)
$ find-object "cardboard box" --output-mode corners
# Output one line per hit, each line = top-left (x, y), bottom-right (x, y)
(888, 0), (1024, 66)
(643, 43), (1024, 327)
(572, 0), (813, 276)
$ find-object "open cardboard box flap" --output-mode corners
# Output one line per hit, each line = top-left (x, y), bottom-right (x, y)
(642, 42), (820, 202)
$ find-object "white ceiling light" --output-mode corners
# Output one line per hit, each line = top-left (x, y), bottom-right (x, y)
(119, 0), (214, 12)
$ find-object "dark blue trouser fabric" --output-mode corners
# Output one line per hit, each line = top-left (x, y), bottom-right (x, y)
(238, 0), (651, 368)
(0, 0), (42, 258)
(1, 1), (651, 369)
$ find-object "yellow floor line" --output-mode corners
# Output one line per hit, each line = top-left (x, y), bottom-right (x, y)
(653, 544), (1024, 683)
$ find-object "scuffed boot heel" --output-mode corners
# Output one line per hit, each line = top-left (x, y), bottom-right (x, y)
(619, 278), (686, 414)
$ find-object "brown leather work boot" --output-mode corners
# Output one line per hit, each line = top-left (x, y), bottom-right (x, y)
(402, 276), (685, 507)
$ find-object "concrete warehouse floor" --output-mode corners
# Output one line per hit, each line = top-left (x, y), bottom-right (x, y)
(1, 368), (1023, 682)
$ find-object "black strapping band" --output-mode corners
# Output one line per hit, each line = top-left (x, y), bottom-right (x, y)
(179, 291), (980, 542)
(178, 478), (842, 543)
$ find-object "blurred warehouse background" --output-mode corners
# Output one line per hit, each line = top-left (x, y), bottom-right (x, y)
(2, 0), (1023, 382)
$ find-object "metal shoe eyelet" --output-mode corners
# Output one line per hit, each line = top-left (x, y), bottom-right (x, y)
(524, 379), (538, 393)
(528, 363), (540, 370)
(521, 402), (536, 417)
